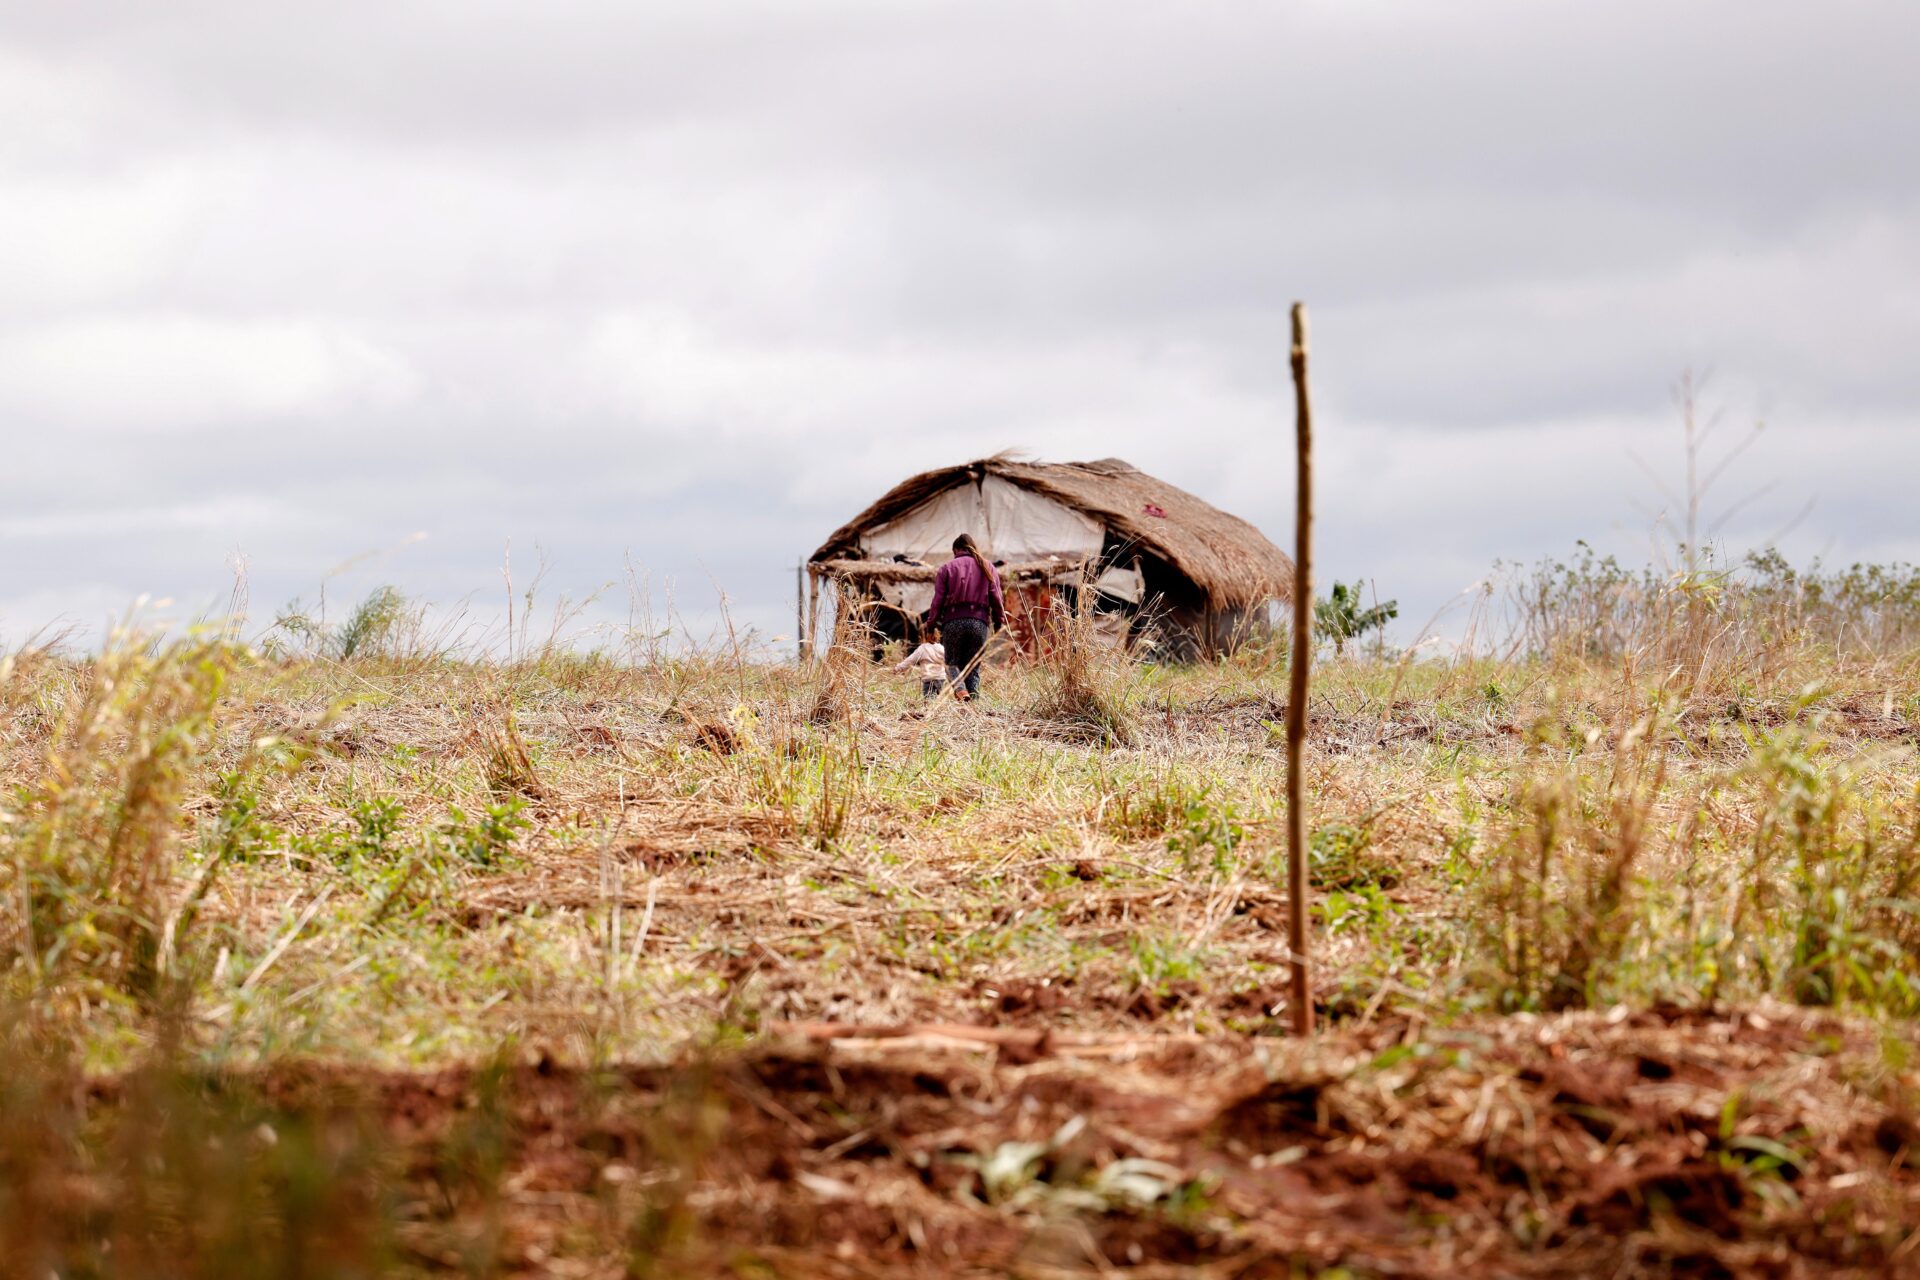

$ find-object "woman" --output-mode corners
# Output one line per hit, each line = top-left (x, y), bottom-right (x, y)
(927, 533), (1004, 701)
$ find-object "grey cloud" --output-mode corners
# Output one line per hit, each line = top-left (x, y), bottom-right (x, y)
(1, 0), (1917, 648)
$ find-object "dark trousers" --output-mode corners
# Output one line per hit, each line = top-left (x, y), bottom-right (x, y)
(941, 618), (991, 696)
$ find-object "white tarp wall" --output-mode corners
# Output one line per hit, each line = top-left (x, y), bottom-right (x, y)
(858, 484), (987, 562)
(859, 476), (1104, 563)
(978, 475), (1105, 561)
(857, 477), (1111, 620)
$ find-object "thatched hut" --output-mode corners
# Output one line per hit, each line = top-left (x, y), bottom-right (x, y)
(804, 455), (1292, 660)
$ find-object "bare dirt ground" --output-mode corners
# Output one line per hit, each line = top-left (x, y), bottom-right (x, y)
(192, 1002), (1912, 1278)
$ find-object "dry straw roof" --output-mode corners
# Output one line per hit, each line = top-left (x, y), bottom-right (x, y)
(811, 455), (1293, 607)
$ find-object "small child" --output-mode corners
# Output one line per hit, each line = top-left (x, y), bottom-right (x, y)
(893, 632), (947, 698)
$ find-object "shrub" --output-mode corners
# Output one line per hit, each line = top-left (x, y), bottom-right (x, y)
(1315, 581), (1398, 657)
(272, 585), (422, 661)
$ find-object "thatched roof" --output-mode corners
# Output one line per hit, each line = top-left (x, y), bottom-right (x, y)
(810, 456), (1293, 607)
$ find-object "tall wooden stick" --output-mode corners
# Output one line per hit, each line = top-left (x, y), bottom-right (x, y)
(1286, 302), (1315, 1036)
(804, 568), (822, 666)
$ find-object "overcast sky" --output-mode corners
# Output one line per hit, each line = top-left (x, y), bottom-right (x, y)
(3, 1), (1917, 651)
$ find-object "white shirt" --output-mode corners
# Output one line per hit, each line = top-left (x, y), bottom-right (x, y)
(893, 642), (947, 680)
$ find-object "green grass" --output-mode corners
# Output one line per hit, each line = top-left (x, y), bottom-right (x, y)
(4, 552), (1920, 1271)
(6, 595), (1920, 1062)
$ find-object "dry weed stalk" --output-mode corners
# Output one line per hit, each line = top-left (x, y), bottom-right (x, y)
(809, 590), (875, 727)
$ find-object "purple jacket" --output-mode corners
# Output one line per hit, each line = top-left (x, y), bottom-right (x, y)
(929, 555), (1005, 627)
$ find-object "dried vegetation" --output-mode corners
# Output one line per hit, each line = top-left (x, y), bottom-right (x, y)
(3, 552), (1920, 1275)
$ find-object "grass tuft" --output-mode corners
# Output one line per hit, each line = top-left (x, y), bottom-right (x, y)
(1027, 592), (1141, 746)
(1, 628), (244, 1011)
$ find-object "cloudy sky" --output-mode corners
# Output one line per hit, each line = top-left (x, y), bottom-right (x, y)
(3, 0), (1916, 651)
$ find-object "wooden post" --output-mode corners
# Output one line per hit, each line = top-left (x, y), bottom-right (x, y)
(804, 568), (822, 666)
(1285, 301), (1315, 1037)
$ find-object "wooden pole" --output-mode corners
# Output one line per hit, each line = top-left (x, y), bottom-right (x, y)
(1285, 301), (1315, 1037)
(804, 568), (822, 666)
(795, 563), (805, 664)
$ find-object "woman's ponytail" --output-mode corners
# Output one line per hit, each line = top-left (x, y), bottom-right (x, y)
(952, 533), (993, 580)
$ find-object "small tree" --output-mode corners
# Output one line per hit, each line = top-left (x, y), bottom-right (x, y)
(1315, 581), (1398, 656)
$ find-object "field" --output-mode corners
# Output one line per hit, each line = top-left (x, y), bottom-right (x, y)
(5, 555), (1920, 1277)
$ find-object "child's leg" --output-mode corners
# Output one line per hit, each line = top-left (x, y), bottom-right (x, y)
(921, 678), (943, 698)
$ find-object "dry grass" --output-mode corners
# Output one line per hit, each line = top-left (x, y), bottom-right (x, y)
(2, 554), (1920, 1274)
(1024, 593), (1143, 747)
